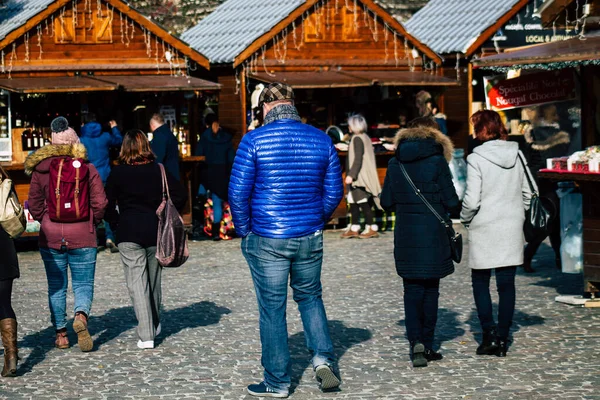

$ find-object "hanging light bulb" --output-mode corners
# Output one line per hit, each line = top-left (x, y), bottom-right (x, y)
(165, 50), (172, 62)
(411, 48), (419, 59)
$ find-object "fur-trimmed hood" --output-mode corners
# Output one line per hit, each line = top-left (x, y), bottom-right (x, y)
(394, 127), (454, 162)
(24, 143), (88, 176)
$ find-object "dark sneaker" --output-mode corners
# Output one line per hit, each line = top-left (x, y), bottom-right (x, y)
(105, 239), (119, 253)
(411, 342), (428, 368)
(424, 348), (443, 361)
(315, 364), (341, 391)
(247, 382), (288, 398)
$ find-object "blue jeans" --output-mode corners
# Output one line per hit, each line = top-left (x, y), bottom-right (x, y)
(402, 278), (440, 349)
(40, 247), (97, 330)
(103, 181), (115, 242)
(242, 231), (335, 394)
(198, 184), (223, 223)
(471, 266), (517, 339)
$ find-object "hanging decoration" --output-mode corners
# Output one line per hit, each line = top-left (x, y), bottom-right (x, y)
(261, 45), (276, 77)
(8, 43), (16, 79)
(97, 0), (102, 17)
(45, 19), (49, 35)
(1, 51), (4, 74)
(120, 12), (124, 44)
(393, 32), (399, 67)
(383, 23), (389, 63)
(59, 7), (66, 43)
(24, 32), (30, 63)
(37, 25), (43, 60)
(124, 16), (130, 47)
(292, 21), (302, 51)
(51, 15), (55, 37)
(72, 0), (77, 32)
(455, 53), (461, 82)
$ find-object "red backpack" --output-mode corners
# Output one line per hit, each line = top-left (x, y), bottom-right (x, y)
(47, 157), (90, 223)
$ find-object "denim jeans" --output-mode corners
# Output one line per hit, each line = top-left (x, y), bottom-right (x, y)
(198, 184), (223, 223)
(242, 231), (335, 394)
(471, 266), (517, 339)
(40, 247), (97, 330)
(402, 278), (440, 349)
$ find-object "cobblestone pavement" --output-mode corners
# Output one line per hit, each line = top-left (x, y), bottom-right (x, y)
(1, 227), (599, 399)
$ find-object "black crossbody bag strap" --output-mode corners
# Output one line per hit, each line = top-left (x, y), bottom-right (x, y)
(399, 163), (450, 229)
(517, 153), (538, 196)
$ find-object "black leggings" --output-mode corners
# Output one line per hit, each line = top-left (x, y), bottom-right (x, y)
(350, 202), (373, 226)
(0, 279), (15, 320)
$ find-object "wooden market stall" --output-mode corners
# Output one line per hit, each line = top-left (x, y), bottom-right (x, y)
(182, 0), (457, 223)
(405, 0), (582, 151)
(474, 21), (600, 298)
(0, 0), (220, 232)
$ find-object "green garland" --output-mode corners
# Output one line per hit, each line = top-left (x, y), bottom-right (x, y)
(479, 59), (600, 72)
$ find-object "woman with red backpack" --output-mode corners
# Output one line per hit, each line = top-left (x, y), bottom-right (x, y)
(25, 117), (107, 352)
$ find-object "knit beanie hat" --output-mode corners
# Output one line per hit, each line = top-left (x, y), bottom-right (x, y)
(51, 116), (80, 145)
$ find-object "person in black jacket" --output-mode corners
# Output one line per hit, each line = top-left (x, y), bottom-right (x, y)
(194, 113), (235, 241)
(0, 168), (19, 377)
(105, 130), (186, 350)
(380, 117), (459, 368)
(149, 113), (180, 179)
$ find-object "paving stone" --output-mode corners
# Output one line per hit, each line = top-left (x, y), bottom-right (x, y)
(0, 227), (598, 399)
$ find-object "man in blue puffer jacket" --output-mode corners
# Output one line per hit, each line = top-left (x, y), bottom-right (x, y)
(229, 83), (344, 398)
(80, 113), (123, 251)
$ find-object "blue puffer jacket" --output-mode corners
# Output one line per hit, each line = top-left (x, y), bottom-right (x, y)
(80, 122), (123, 184)
(228, 119), (343, 239)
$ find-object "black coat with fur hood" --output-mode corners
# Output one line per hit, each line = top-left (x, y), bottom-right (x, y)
(381, 127), (459, 280)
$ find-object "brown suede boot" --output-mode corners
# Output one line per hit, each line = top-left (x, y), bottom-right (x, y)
(73, 312), (93, 352)
(0, 318), (17, 377)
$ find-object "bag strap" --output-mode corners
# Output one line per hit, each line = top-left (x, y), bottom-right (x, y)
(399, 163), (450, 229)
(517, 153), (538, 196)
(158, 163), (171, 201)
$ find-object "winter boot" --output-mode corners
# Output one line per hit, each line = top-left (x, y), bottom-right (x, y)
(0, 318), (17, 377)
(476, 328), (499, 355)
(410, 342), (427, 368)
(496, 338), (509, 357)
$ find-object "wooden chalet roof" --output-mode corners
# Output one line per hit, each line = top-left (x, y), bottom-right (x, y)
(181, 0), (441, 66)
(0, 0), (211, 70)
(405, 0), (529, 55)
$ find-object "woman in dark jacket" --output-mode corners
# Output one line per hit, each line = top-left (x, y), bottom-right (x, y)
(105, 130), (186, 349)
(0, 167), (20, 377)
(380, 117), (459, 368)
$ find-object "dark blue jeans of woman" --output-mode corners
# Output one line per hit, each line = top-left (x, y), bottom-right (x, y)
(471, 266), (517, 339)
(402, 278), (440, 349)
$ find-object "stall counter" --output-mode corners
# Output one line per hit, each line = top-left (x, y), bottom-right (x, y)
(538, 170), (600, 296)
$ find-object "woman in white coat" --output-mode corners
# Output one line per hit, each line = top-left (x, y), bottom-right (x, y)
(461, 110), (534, 357)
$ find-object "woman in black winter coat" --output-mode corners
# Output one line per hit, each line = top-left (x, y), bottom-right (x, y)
(380, 117), (459, 368)
(0, 167), (20, 377)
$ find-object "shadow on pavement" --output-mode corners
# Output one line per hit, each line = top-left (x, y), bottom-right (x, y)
(288, 320), (372, 393)
(396, 308), (465, 351)
(17, 300), (230, 375)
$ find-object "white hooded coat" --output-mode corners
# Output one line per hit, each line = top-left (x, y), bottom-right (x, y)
(460, 140), (536, 270)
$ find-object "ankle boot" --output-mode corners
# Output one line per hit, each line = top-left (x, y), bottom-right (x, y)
(476, 328), (499, 355)
(0, 318), (17, 377)
(496, 338), (509, 357)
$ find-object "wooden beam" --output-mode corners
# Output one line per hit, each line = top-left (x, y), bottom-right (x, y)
(539, 0), (572, 26)
(361, 0), (442, 65)
(464, 0), (530, 57)
(234, 0), (320, 68)
(0, 0), (73, 52)
(106, 0), (210, 70)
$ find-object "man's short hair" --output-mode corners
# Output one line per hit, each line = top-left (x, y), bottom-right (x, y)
(258, 82), (295, 107)
(150, 113), (164, 125)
